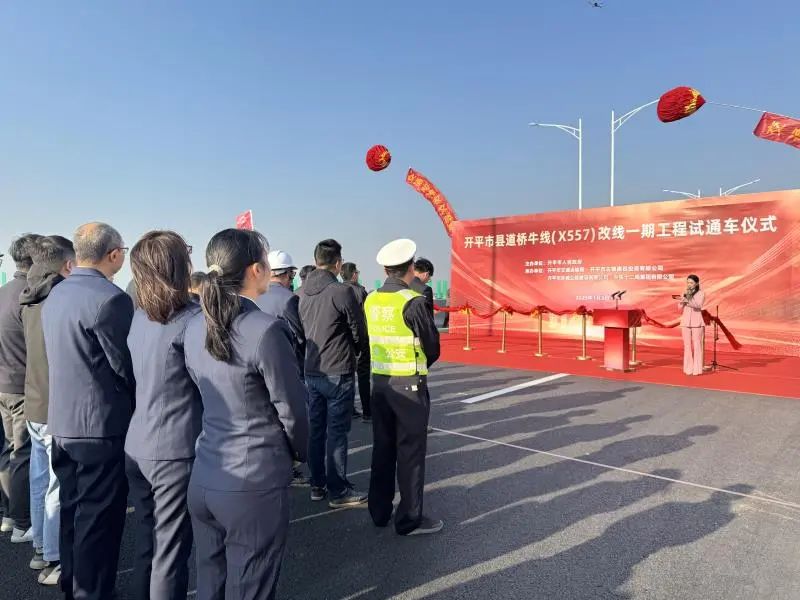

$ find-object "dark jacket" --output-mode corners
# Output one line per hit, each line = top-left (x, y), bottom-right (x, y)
(184, 297), (309, 491)
(42, 267), (135, 438)
(376, 277), (441, 370)
(297, 269), (368, 377)
(0, 271), (28, 394)
(344, 281), (368, 306)
(19, 265), (65, 423)
(410, 276), (435, 314)
(125, 303), (203, 461)
(256, 282), (305, 373)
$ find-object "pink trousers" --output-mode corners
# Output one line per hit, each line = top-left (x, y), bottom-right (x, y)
(682, 327), (705, 375)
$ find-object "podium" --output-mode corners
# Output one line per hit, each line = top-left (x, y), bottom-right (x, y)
(592, 309), (642, 372)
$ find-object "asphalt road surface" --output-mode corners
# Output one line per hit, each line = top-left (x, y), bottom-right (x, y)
(3, 363), (799, 599)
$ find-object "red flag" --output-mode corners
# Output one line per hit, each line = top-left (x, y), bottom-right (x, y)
(405, 168), (458, 237)
(753, 112), (800, 150)
(235, 209), (254, 230)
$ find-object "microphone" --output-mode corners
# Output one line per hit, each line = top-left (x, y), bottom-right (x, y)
(617, 290), (627, 298)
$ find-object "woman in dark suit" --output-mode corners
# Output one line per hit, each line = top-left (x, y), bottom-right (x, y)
(183, 229), (309, 600)
(125, 230), (202, 600)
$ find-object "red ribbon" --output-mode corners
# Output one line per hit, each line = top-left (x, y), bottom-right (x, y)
(435, 304), (741, 350)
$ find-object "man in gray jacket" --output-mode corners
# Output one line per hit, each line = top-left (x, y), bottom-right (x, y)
(0, 233), (41, 543)
(42, 223), (134, 600)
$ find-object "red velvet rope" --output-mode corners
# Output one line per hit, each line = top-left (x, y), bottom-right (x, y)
(435, 304), (742, 350)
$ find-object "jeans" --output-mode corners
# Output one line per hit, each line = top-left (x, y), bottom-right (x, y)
(305, 373), (355, 497)
(28, 421), (60, 561)
(0, 392), (31, 529)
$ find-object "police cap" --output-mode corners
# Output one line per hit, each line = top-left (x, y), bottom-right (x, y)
(376, 238), (417, 268)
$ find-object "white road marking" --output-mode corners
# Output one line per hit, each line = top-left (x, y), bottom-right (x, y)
(460, 373), (570, 404)
(431, 427), (800, 511)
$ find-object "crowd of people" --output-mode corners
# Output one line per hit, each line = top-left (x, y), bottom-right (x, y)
(0, 223), (441, 600)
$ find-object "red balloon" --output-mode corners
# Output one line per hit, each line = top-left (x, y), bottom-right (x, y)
(366, 145), (391, 171)
(657, 86), (706, 123)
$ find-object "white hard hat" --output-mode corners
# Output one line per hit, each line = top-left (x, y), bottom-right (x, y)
(376, 239), (417, 267)
(267, 250), (296, 273)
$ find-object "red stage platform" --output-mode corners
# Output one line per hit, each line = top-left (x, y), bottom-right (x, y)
(440, 331), (800, 399)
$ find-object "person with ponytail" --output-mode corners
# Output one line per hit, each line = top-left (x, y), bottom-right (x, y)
(183, 228), (309, 600)
(124, 231), (201, 600)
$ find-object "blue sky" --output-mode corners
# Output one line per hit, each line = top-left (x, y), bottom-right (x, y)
(1, 1), (797, 287)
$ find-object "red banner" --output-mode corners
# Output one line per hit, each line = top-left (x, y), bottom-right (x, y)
(406, 168), (458, 236)
(235, 209), (254, 231)
(753, 113), (800, 150)
(449, 190), (800, 355)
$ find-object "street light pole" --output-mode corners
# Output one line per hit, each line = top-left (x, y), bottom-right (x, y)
(529, 118), (583, 210)
(610, 99), (658, 206)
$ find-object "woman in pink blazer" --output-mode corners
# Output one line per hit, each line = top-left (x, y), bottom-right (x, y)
(679, 274), (705, 375)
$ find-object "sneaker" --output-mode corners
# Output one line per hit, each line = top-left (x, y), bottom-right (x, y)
(30, 549), (49, 570)
(11, 526), (33, 543)
(328, 488), (368, 509)
(310, 487), (327, 502)
(406, 516), (444, 536)
(291, 469), (309, 487)
(0, 517), (14, 532)
(362, 415), (372, 424)
(38, 563), (61, 586)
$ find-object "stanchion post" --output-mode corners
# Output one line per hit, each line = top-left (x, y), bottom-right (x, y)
(534, 311), (547, 357)
(576, 313), (592, 361)
(702, 326), (712, 371)
(498, 310), (508, 354)
(462, 309), (472, 351)
(629, 326), (642, 367)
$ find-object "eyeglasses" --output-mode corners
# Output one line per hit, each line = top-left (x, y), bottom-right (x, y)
(109, 247), (129, 256)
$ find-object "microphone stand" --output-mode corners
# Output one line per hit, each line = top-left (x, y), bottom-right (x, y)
(706, 305), (737, 372)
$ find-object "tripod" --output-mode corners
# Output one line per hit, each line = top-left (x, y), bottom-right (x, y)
(705, 305), (737, 372)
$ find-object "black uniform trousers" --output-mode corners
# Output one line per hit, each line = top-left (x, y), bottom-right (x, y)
(356, 352), (371, 417)
(368, 374), (430, 535)
(52, 436), (128, 600)
(125, 455), (193, 600)
(0, 392), (31, 529)
(187, 481), (289, 600)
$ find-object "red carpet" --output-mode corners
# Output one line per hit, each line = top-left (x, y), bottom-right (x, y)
(440, 331), (800, 399)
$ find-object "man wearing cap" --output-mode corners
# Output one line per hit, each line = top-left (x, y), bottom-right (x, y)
(366, 238), (442, 536)
(256, 251), (308, 487)
(256, 250), (305, 374)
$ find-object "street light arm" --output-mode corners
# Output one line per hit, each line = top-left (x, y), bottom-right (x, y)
(528, 122), (581, 140)
(662, 189), (701, 200)
(721, 178), (760, 196)
(613, 99), (659, 131)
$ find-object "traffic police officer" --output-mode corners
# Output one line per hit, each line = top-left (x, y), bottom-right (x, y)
(365, 239), (442, 535)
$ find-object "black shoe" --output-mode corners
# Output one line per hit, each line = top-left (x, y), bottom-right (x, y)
(310, 487), (327, 501)
(352, 409), (362, 418)
(405, 516), (444, 536)
(291, 469), (309, 487)
(328, 488), (368, 508)
(362, 415), (372, 423)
